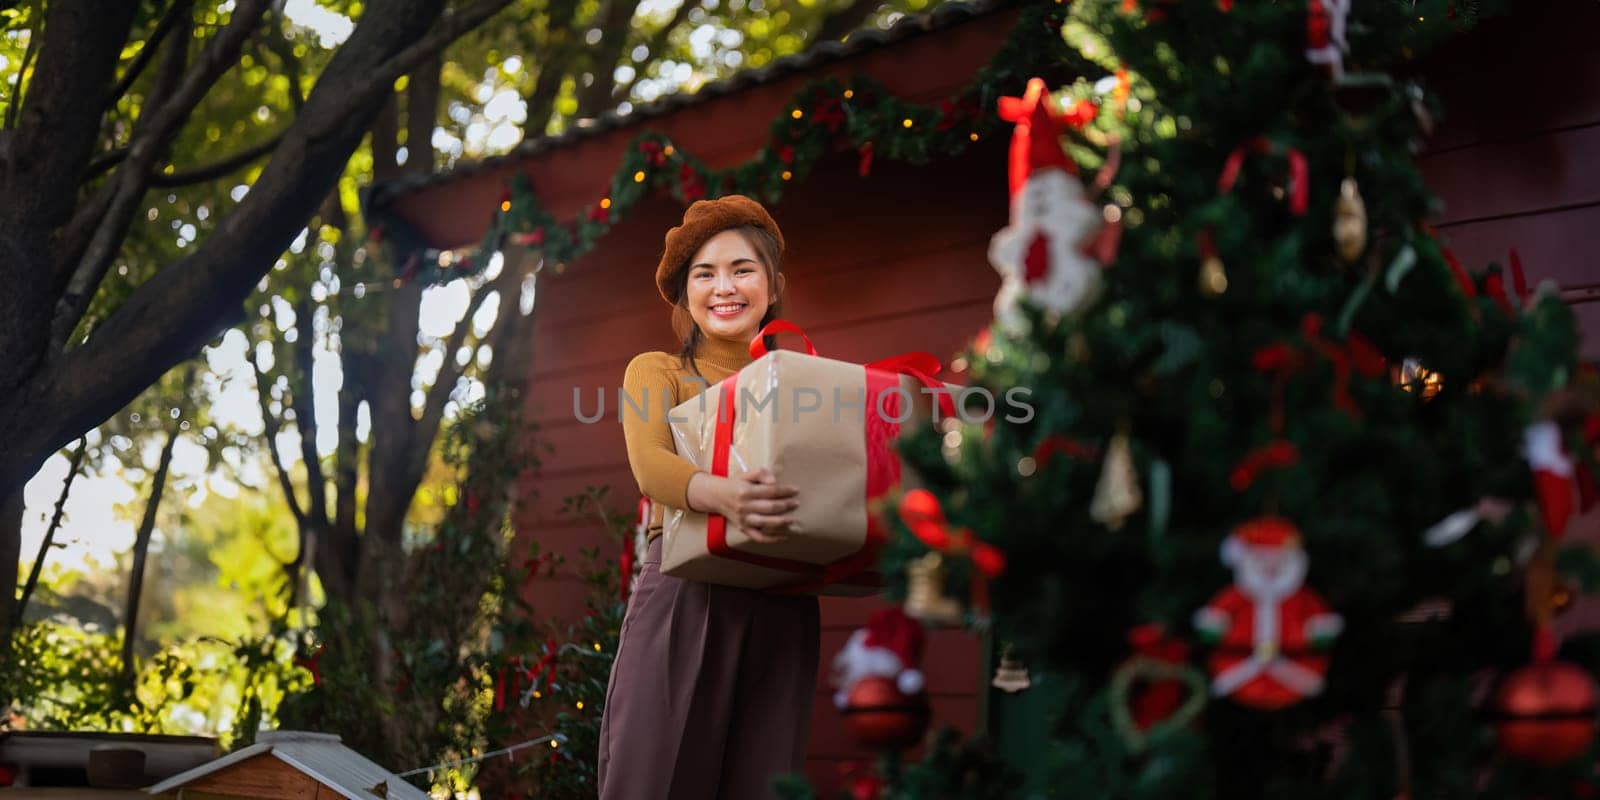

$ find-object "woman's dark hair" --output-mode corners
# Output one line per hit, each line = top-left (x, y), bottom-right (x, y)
(673, 225), (784, 376)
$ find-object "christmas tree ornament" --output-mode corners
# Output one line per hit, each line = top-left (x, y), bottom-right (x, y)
(1305, 0), (1350, 79)
(1229, 440), (1300, 492)
(1299, 313), (1388, 418)
(1524, 541), (1560, 626)
(1333, 177), (1367, 263)
(1194, 517), (1344, 710)
(841, 676), (931, 750)
(831, 607), (928, 709)
(1393, 358), (1443, 400)
(1199, 254), (1228, 297)
(991, 643), (1032, 693)
(1525, 420), (1577, 539)
(1091, 432), (1142, 530)
(1422, 497), (1512, 547)
(904, 552), (964, 625)
(1109, 625), (1207, 752)
(1219, 137), (1310, 216)
(989, 78), (1105, 330)
(837, 762), (886, 800)
(1492, 650), (1598, 766)
(898, 488), (1008, 579)
(1197, 229), (1227, 297)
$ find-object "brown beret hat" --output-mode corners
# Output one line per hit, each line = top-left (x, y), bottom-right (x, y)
(656, 195), (785, 305)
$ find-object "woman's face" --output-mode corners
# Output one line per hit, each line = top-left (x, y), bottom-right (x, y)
(685, 229), (775, 341)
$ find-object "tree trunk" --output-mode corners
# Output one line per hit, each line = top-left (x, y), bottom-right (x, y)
(574, 0), (644, 118)
(119, 415), (180, 696)
(0, 487), (23, 666)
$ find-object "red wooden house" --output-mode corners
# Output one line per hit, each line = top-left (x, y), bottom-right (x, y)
(368, 0), (1600, 791)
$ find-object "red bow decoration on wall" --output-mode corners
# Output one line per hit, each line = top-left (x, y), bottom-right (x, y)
(521, 552), (556, 588)
(494, 637), (562, 712)
(293, 645), (325, 687)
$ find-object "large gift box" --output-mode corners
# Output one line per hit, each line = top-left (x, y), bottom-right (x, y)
(661, 322), (953, 595)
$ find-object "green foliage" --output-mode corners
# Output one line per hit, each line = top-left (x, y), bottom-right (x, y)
(274, 386), (538, 779)
(775, 729), (1023, 800)
(483, 485), (629, 798)
(0, 618), (304, 742)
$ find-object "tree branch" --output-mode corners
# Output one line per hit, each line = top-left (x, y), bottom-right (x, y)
(11, 439), (88, 629)
(311, 0), (514, 142)
(262, 9), (308, 112)
(610, 0), (700, 107)
(148, 133), (284, 188)
(246, 327), (308, 528)
(4, 0), (139, 229)
(118, 368), (190, 696)
(814, 0), (883, 43)
(574, 0), (643, 118)
(405, 55), (441, 172)
(291, 297), (330, 526)
(412, 277), (498, 464)
(523, 0), (581, 138)
(107, 0), (195, 108)
(4, 0), (492, 496)
(50, 0), (271, 354)
(2, 9), (42, 131)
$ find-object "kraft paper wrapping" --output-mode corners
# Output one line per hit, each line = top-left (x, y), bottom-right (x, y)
(661, 350), (937, 595)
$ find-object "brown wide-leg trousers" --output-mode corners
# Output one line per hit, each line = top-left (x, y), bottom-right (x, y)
(597, 536), (821, 800)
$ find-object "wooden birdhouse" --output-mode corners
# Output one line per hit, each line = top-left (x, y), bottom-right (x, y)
(145, 731), (429, 800)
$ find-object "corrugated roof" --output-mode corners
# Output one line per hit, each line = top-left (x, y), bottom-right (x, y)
(369, 0), (1019, 207)
(145, 731), (430, 800)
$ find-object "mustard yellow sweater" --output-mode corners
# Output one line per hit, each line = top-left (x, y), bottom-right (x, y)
(621, 334), (754, 540)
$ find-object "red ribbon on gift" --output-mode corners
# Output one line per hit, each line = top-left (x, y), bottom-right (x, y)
(701, 321), (950, 591)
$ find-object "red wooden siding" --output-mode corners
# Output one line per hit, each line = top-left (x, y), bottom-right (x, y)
(1420, 0), (1600, 359)
(388, 8), (1024, 250)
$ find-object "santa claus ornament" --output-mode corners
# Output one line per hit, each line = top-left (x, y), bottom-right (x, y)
(989, 78), (1105, 331)
(1194, 517), (1344, 710)
(832, 607), (931, 749)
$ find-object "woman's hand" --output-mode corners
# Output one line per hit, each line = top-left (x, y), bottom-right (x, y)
(686, 468), (799, 543)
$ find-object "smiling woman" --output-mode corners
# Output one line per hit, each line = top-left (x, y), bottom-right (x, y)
(602, 195), (818, 800)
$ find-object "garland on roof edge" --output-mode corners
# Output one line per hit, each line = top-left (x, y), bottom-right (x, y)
(364, 0), (1074, 287)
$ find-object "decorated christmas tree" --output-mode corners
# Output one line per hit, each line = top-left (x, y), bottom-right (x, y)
(864, 1), (1600, 797)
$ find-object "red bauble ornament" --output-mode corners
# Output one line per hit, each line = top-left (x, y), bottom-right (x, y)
(841, 676), (929, 749)
(1492, 659), (1598, 766)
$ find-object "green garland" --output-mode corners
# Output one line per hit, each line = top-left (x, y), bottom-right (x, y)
(367, 0), (1075, 285)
